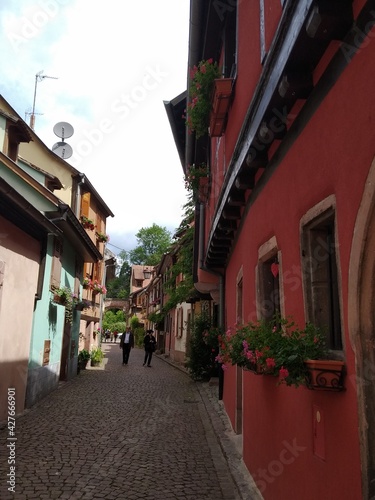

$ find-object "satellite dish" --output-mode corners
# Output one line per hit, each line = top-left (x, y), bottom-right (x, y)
(52, 141), (73, 159)
(53, 122), (74, 140)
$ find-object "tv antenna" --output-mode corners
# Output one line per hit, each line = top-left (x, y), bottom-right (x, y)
(52, 121), (74, 159)
(30, 70), (58, 130)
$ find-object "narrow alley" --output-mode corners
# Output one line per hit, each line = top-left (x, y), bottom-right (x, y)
(0, 344), (258, 500)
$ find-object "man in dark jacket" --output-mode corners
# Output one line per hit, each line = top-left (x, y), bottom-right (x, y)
(120, 327), (135, 365)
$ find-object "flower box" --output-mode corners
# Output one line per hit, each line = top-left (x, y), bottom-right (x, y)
(198, 176), (209, 203)
(75, 300), (89, 311)
(209, 78), (234, 137)
(53, 293), (66, 305)
(80, 216), (95, 231)
(95, 232), (109, 243)
(305, 359), (345, 391)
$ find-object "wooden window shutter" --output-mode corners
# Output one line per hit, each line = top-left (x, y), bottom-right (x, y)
(96, 212), (104, 233)
(83, 262), (92, 279)
(50, 238), (63, 290)
(93, 261), (103, 282)
(80, 192), (90, 218)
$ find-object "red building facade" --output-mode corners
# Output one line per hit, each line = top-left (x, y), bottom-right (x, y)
(167, 1), (375, 498)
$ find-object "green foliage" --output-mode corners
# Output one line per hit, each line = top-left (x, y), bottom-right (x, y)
(78, 349), (90, 362)
(186, 314), (220, 381)
(102, 310), (126, 332)
(130, 316), (140, 330)
(105, 258), (131, 299)
(185, 163), (209, 193)
(186, 59), (220, 138)
(134, 326), (145, 348)
(90, 346), (104, 363)
(218, 316), (327, 387)
(162, 202), (198, 312)
(129, 224), (172, 265)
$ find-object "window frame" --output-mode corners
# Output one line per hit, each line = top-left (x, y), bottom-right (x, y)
(300, 200), (343, 352)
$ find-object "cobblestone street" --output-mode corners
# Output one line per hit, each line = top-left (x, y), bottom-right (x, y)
(0, 343), (259, 500)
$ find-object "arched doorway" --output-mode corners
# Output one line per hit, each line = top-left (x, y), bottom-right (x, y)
(348, 157), (375, 500)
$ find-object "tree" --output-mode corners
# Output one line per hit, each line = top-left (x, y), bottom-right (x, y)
(106, 252), (131, 299)
(162, 197), (199, 312)
(129, 224), (172, 265)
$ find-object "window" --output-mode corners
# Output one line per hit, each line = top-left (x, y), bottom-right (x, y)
(301, 208), (342, 350)
(80, 192), (90, 218)
(257, 237), (281, 321)
(223, 1), (238, 78)
(258, 256), (280, 321)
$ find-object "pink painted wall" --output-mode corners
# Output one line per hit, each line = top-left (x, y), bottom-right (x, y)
(0, 216), (40, 422)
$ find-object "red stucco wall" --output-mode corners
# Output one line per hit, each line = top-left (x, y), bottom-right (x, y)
(219, 5), (375, 499)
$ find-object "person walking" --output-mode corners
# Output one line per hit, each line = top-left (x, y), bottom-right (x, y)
(143, 329), (156, 367)
(120, 327), (134, 365)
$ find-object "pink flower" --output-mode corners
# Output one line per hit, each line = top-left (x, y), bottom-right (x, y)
(266, 357), (276, 369)
(245, 350), (255, 362)
(279, 366), (289, 379)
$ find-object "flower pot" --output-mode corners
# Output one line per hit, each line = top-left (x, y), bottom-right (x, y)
(210, 78), (234, 137)
(91, 359), (101, 367)
(79, 359), (89, 370)
(243, 363), (274, 375)
(198, 176), (209, 202)
(305, 359), (345, 391)
(53, 294), (66, 305)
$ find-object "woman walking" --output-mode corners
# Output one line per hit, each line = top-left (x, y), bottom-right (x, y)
(143, 329), (156, 367)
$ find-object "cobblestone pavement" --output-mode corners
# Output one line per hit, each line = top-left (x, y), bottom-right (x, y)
(0, 344), (261, 500)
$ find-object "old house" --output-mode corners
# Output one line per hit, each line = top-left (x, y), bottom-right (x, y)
(167, 1), (375, 498)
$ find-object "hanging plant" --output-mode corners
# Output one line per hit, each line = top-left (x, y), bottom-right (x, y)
(80, 216), (95, 231)
(185, 59), (221, 138)
(95, 231), (109, 243)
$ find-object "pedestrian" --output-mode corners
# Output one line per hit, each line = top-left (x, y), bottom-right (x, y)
(113, 331), (118, 343)
(143, 329), (156, 367)
(120, 327), (134, 365)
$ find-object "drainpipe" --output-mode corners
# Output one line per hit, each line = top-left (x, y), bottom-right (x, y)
(198, 201), (225, 399)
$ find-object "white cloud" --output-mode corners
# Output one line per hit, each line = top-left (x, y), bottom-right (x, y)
(0, 0), (189, 254)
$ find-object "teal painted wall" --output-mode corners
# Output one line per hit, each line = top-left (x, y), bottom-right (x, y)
(26, 235), (81, 407)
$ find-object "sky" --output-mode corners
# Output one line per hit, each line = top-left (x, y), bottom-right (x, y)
(0, 0), (190, 254)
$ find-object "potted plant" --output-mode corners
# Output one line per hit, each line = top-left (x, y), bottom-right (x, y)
(90, 346), (104, 367)
(80, 215), (95, 231)
(78, 349), (90, 370)
(75, 299), (90, 311)
(186, 58), (220, 138)
(184, 163), (209, 195)
(82, 277), (92, 289)
(217, 316), (345, 389)
(91, 280), (107, 294)
(95, 231), (109, 243)
(52, 286), (71, 305)
(51, 286), (77, 325)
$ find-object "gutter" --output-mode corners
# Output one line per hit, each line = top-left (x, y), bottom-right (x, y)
(0, 177), (61, 236)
